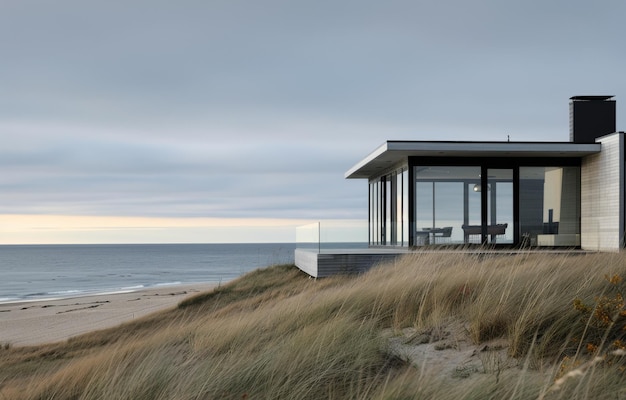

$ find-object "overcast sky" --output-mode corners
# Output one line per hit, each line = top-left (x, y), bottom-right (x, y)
(1, 0), (625, 243)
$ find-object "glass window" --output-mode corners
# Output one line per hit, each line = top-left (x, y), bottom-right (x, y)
(467, 182), (481, 226)
(369, 181), (381, 246)
(395, 170), (405, 246)
(414, 166), (481, 245)
(519, 167), (580, 246)
(385, 176), (391, 245)
(369, 169), (409, 247)
(369, 182), (376, 244)
(374, 181), (380, 245)
(487, 169), (513, 244)
(402, 169), (409, 246)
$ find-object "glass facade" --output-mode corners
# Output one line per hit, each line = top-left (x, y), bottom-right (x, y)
(486, 169), (513, 244)
(369, 180), (381, 245)
(369, 162), (581, 248)
(519, 166), (580, 246)
(414, 166), (481, 245)
(368, 168), (408, 246)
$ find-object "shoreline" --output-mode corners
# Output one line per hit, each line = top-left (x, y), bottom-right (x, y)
(0, 282), (217, 347)
(0, 280), (223, 306)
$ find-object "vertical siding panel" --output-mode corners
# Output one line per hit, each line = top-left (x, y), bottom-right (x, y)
(581, 133), (624, 250)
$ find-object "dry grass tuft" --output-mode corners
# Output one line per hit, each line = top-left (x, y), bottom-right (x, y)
(2, 253), (626, 399)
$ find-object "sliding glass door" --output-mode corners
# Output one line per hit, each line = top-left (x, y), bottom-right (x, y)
(411, 162), (581, 247)
(413, 165), (512, 246)
(486, 168), (513, 244)
(414, 166), (481, 245)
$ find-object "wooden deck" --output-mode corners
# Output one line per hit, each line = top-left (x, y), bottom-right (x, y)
(294, 248), (411, 278)
(295, 247), (591, 278)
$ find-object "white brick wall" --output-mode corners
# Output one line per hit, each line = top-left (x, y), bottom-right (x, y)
(581, 133), (624, 250)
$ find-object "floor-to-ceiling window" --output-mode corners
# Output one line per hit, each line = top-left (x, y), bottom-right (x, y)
(401, 169), (409, 246)
(368, 167), (409, 246)
(414, 166), (481, 245)
(486, 169), (514, 244)
(409, 163), (580, 247)
(519, 166), (580, 246)
(369, 180), (381, 245)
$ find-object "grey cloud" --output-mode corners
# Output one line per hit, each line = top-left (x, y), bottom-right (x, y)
(1, 0), (626, 225)
(0, 126), (364, 218)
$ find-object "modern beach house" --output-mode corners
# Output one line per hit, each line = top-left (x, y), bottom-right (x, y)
(296, 96), (623, 277)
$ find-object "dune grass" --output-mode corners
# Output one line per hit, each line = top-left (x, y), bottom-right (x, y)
(1, 251), (626, 399)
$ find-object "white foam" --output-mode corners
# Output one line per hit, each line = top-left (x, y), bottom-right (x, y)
(121, 285), (145, 291)
(48, 290), (83, 296)
(154, 281), (182, 287)
(0, 297), (18, 304)
(0, 296), (58, 305)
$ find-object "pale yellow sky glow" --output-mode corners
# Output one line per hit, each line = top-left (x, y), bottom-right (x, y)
(0, 215), (314, 244)
(0, 215), (366, 244)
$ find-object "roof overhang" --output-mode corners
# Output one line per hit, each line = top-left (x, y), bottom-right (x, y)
(345, 141), (602, 179)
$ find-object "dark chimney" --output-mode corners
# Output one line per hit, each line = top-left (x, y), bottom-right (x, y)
(570, 96), (616, 143)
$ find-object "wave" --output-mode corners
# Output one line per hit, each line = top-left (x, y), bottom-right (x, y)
(11, 289), (94, 304)
(1, 281), (219, 305)
(153, 281), (182, 287)
(48, 290), (83, 296)
(7, 287), (142, 304)
(0, 297), (19, 304)
(0, 243), (294, 306)
(0, 281), (222, 306)
(121, 285), (145, 291)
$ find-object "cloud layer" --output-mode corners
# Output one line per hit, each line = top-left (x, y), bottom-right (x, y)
(1, 0), (626, 241)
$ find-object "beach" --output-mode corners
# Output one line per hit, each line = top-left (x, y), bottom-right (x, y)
(0, 283), (216, 347)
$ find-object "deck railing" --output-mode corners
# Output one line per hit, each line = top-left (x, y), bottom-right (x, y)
(296, 221), (368, 253)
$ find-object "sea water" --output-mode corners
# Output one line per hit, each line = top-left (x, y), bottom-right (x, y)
(0, 243), (295, 304)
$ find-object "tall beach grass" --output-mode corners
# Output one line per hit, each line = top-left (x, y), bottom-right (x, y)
(1, 251), (626, 399)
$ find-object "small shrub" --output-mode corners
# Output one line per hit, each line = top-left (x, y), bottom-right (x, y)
(563, 273), (626, 381)
(573, 274), (626, 355)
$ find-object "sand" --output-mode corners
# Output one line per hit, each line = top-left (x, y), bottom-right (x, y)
(0, 283), (217, 347)
(386, 323), (517, 381)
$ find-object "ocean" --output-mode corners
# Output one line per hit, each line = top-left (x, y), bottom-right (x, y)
(0, 243), (296, 304)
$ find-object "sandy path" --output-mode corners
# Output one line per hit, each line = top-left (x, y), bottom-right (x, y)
(0, 283), (216, 347)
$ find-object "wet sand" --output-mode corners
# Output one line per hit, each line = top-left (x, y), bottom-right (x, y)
(0, 283), (217, 346)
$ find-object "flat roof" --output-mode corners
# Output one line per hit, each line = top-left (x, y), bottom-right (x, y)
(570, 95), (614, 101)
(345, 141), (602, 179)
